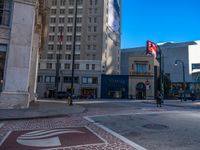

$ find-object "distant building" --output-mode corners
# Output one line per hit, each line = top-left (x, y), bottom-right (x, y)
(121, 40), (200, 99)
(0, 0), (46, 108)
(160, 41), (200, 98)
(121, 49), (157, 99)
(37, 0), (121, 99)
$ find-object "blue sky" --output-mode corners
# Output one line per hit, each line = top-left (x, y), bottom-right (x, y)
(121, 0), (200, 48)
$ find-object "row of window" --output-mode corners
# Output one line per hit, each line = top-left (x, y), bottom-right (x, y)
(131, 64), (151, 73)
(49, 35), (81, 42)
(47, 53), (81, 60)
(0, 0), (11, 26)
(51, 8), (83, 15)
(52, 0), (98, 6)
(52, 0), (83, 6)
(48, 44), (82, 51)
(47, 53), (96, 60)
(38, 75), (98, 85)
(48, 44), (97, 51)
(45, 63), (96, 70)
(49, 26), (82, 33)
(50, 17), (82, 24)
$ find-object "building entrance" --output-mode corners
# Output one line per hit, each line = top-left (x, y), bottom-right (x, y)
(0, 51), (6, 92)
(136, 82), (146, 99)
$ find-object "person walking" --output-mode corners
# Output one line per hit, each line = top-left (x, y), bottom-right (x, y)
(156, 91), (162, 107)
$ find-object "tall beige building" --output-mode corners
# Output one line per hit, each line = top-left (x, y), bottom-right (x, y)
(37, 0), (121, 98)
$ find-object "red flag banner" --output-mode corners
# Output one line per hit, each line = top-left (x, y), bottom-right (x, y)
(58, 30), (63, 43)
(146, 40), (157, 58)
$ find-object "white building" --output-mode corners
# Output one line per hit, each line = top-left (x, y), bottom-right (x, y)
(159, 41), (200, 98)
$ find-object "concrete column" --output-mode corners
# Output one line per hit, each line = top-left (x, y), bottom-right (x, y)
(0, 0), (36, 109)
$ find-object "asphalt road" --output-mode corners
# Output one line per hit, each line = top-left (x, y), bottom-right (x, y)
(91, 110), (200, 150)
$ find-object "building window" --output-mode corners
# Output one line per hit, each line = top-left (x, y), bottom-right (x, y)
(66, 35), (72, 41)
(92, 54), (96, 60)
(45, 76), (55, 83)
(65, 54), (71, 60)
(94, 26), (97, 32)
(46, 63), (53, 69)
(58, 26), (64, 32)
(52, 0), (57, 6)
(0, 0), (11, 26)
(48, 45), (54, 50)
(68, 9), (74, 14)
(49, 35), (54, 41)
(50, 17), (56, 23)
(136, 64), (147, 73)
(56, 54), (62, 59)
(60, 0), (66, 6)
(76, 35), (81, 42)
(67, 26), (73, 32)
(75, 54), (80, 60)
(77, 0), (83, 5)
(64, 63), (70, 69)
(68, 17), (73, 23)
(66, 44), (72, 50)
(92, 64), (95, 70)
(75, 44), (81, 50)
(77, 8), (83, 14)
(74, 64), (80, 70)
(59, 17), (64, 23)
(64, 76), (79, 83)
(69, 0), (74, 5)
(86, 64), (89, 70)
(93, 35), (96, 41)
(82, 77), (98, 84)
(57, 45), (62, 51)
(60, 9), (65, 14)
(49, 26), (55, 32)
(51, 9), (56, 15)
(47, 54), (53, 59)
(37, 76), (43, 83)
(76, 26), (82, 32)
(77, 17), (82, 23)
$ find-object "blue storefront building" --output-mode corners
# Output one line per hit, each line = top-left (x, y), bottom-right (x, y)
(101, 75), (129, 99)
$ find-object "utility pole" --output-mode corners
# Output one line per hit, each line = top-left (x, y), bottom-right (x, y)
(55, 30), (63, 97)
(69, 0), (78, 106)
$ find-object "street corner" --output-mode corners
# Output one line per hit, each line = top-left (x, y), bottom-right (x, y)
(0, 127), (105, 150)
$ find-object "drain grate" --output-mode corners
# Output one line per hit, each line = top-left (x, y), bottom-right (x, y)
(142, 124), (168, 130)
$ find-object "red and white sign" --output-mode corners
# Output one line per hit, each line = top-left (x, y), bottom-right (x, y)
(146, 40), (157, 58)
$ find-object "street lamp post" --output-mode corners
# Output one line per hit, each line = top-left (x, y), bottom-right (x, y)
(157, 45), (164, 98)
(55, 30), (63, 98)
(175, 60), (186, 101)
(69, 0), (78, 106)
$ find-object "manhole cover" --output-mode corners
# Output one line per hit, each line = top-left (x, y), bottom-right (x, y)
(142, 124), (168, 130)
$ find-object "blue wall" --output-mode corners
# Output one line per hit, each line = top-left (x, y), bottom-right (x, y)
(101, 75), (129, 99)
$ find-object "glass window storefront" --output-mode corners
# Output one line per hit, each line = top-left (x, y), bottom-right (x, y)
(0, 44), (6, 92)
(170, 82), (200, 99)
(0, 0), (12, 26)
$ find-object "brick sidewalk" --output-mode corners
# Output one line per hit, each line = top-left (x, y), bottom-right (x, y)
(0, 106), (164, 150)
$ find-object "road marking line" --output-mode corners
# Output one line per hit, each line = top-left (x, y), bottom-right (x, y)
(84, 116), (148, 150)
(0, 131), (11, 146)
(85, 110), (182, 119)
